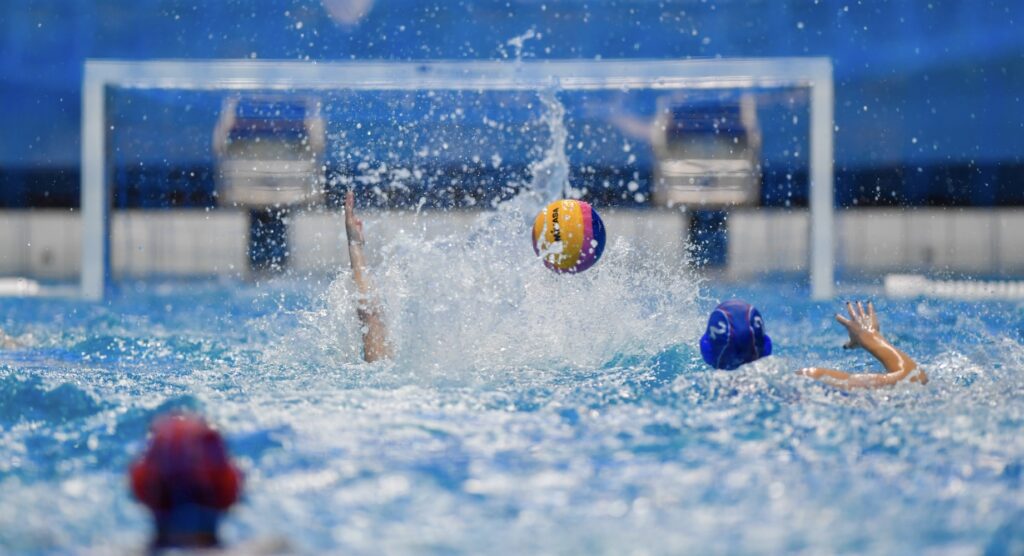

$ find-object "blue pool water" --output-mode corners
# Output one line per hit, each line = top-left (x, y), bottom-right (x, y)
(1, 213), (1023, 554)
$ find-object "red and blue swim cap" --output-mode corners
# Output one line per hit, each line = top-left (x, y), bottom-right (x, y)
(130, 413), (242, 513)
(699, 300), (772, 370)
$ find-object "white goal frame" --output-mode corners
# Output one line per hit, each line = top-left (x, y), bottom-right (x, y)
(81, 58), (834, 301)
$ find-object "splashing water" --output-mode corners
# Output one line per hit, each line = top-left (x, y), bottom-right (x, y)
(503, 28), (539, 61)
(523, 89), (577, 206)
(281, 80), (698, 380)
(269, 76), (668, 378)
(303, 218), (702, 376)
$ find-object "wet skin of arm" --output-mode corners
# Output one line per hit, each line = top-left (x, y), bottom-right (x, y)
(344, 191), (391, 363)
(799, 301), (927, 390)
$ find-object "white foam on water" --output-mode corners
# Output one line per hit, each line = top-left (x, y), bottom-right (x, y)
(277, 90), (703, 380)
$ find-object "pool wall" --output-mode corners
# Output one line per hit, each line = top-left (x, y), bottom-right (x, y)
(2, 208), (1024, 282)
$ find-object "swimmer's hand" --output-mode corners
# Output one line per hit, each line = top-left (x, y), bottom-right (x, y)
(836, 301), (881, 350)
(344, 190), (365, 246)
(798, 300), (923, 390)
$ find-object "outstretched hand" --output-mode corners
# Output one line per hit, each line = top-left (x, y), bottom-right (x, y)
(836, 301), (881, 350)
(344, 191), (365, 245)
(799, 300), (923, 388)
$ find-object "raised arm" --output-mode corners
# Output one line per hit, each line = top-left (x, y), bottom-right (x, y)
(798, 301), (926, 389)
(345, 191), (391, 362)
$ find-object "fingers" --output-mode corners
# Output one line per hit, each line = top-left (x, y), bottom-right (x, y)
(843, 300), (876, 323)
(835, 313), (852, 328)
(344, 190), (367, 245)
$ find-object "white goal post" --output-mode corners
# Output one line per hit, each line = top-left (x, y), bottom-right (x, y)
(81, 58), (834, 301)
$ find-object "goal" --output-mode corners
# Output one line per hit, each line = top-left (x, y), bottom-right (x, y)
(79, 58), (835, 300)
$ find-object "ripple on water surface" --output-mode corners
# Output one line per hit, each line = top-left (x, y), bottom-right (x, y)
(0, 229), (1023, 554)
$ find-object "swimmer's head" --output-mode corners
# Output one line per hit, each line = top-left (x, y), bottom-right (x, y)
(130, 412), (242, 548)
(700, 300), (772, 370)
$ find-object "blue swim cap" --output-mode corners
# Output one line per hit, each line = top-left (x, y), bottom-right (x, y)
(699, 300), (772, 370)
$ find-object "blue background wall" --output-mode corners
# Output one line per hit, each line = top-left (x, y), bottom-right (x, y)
(1, 0), (1022, 207)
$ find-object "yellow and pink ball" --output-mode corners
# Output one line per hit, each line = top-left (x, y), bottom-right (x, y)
(531, 199), (606, 274)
